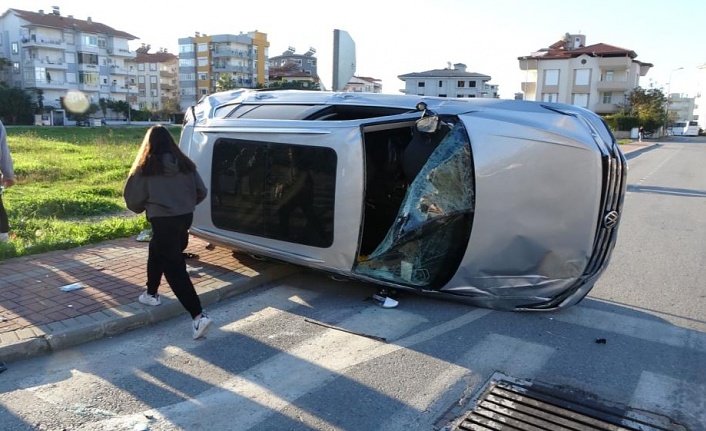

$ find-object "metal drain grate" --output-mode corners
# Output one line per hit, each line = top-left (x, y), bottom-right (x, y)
(448, 376), (686, 431)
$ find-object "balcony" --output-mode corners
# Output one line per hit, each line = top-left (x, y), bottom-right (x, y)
(25, 58), (67, 70)
(593, 103), (621, 114)
(20, 35), (67, 50)
(212, 49), (251, 59)
(23, 78), (69, 91)
(107, 47), (136, 59)
(597, 57), (632, 68)
(109, 65), (130, 75)
(521, 81), (537, 94)
(596, 79), (630, 92)
(213, 64), (250, 73)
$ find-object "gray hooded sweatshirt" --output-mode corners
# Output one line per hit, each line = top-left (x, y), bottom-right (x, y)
(123, 153), (208, 219)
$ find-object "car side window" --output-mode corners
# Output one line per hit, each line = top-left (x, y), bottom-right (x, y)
(211, 139), (337, 248)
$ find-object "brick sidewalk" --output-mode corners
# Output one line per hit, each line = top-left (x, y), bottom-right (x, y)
(0, 236), (297, 363)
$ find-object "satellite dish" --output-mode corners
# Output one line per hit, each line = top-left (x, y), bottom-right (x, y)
(332, 29), (356, 92)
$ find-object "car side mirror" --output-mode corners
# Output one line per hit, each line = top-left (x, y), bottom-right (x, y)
(416, 116), (440, 134)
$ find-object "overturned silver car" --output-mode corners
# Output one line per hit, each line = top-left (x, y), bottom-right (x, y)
(179, 90), (626, 311)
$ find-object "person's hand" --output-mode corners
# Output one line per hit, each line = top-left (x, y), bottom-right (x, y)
(2, 178), (15, 188)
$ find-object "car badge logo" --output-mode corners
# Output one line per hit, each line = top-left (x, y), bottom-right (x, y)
(603, 210), (619, 229)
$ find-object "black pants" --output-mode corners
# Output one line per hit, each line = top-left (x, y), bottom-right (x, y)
(146, 213), (202, 318)
(0, 193), (8, 233)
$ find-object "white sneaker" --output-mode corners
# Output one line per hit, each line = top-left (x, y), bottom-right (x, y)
(0, 232), (9, 242)
(192, 312), (212, 339)
(138, 292), (161, 306)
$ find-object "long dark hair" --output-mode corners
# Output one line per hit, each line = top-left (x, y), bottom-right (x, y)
(129, 125), (196, 176)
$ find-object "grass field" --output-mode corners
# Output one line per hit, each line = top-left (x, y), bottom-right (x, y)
(1, 125), (181, 260)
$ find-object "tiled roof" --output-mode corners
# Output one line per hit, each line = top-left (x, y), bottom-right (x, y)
(136, 52), (178, 63)
(7, 8), (138, 40)
(522, 41), (638, 60)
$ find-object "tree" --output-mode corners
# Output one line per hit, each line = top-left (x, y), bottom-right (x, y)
(267, 80), (321, 91)
(628, 87), (667, 131)
(0, 83), (35, 125)
(216, 74), (238, 92)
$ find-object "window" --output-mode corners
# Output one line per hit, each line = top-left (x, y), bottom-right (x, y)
(97, 39), (106, 49)
(77, 52), (99, 65)
(574, 69), (590, 86)
(418, 82), (425, 87)
(439, 94), (447, 97)
(439, 80), (443, 87)
(12, 42), (19, 54)
(78, 72), (99, 85)
(150, 76), (157, 84)
(197, 43), (208, 52)
(542, 93), (558, 103)
(572, 93), (589, 108)
(149, 63), (157, 71)
(82, 35), (97, 46)
(198, 73), (208, 81)
(211, 140), (337, 247)
(457, 81), (465, 88)
(544, 69), (559, 86)
(13, 62), (20, 74)
(469, 81), (476, 88)
(602, 92), (613, 104)
(603, 70), (614, 82)
(197, 57), (208, 67)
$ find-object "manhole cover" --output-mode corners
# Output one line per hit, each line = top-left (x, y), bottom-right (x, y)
(444, 373), (686, 431)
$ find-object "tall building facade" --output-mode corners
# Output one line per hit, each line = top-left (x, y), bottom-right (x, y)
(518, 33), (652, 114)
(178, 31), (270, 109)
(0, 7), (137, 116)
(135, 48), (179, 113)
(398, 63), (498, 98)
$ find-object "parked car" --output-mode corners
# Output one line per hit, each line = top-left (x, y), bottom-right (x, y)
(178, 89), (627, 311)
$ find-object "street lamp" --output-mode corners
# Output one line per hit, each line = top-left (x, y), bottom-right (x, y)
(664, 67), (684, 136)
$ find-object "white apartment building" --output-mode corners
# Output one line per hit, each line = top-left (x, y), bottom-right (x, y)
(398, 63), (498, 98)
(342, 76), (382, 93)
(519, 33), (652, 114)
(135, 48), (179, 113)
(0, 7), (138, 121)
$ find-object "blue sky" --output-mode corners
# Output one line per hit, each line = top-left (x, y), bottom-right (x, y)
(15, 0), (705, 98)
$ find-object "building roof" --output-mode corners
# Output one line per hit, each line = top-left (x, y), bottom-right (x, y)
(398, 68), (491, 80)
(353, 76), (381, 83)
(520, 37), (653, 66)
(135, 51), (178, 63)
(6, 8), (138, 40)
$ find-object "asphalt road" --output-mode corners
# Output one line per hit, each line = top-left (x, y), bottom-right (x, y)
(0, 138), (704, 431)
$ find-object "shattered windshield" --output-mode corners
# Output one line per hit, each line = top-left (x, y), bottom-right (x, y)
(354, 120), (475, 289)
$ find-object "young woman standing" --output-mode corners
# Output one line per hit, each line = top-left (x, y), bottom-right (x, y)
(124, 125), (211, 339)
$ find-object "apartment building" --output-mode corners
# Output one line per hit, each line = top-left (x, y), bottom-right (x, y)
(518, 33), (653, 114)
(0, 7), (138, 121)
(398, 63), (498, 98)
(178, 31), (270, 109)
(134, 47), (178, 113)
(268, 46), (320, 88)
(269, 47), (318, 77)
(342, 76), (382, 93)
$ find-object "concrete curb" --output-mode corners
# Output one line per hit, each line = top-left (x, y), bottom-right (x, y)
(0, 263), (300, 363)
